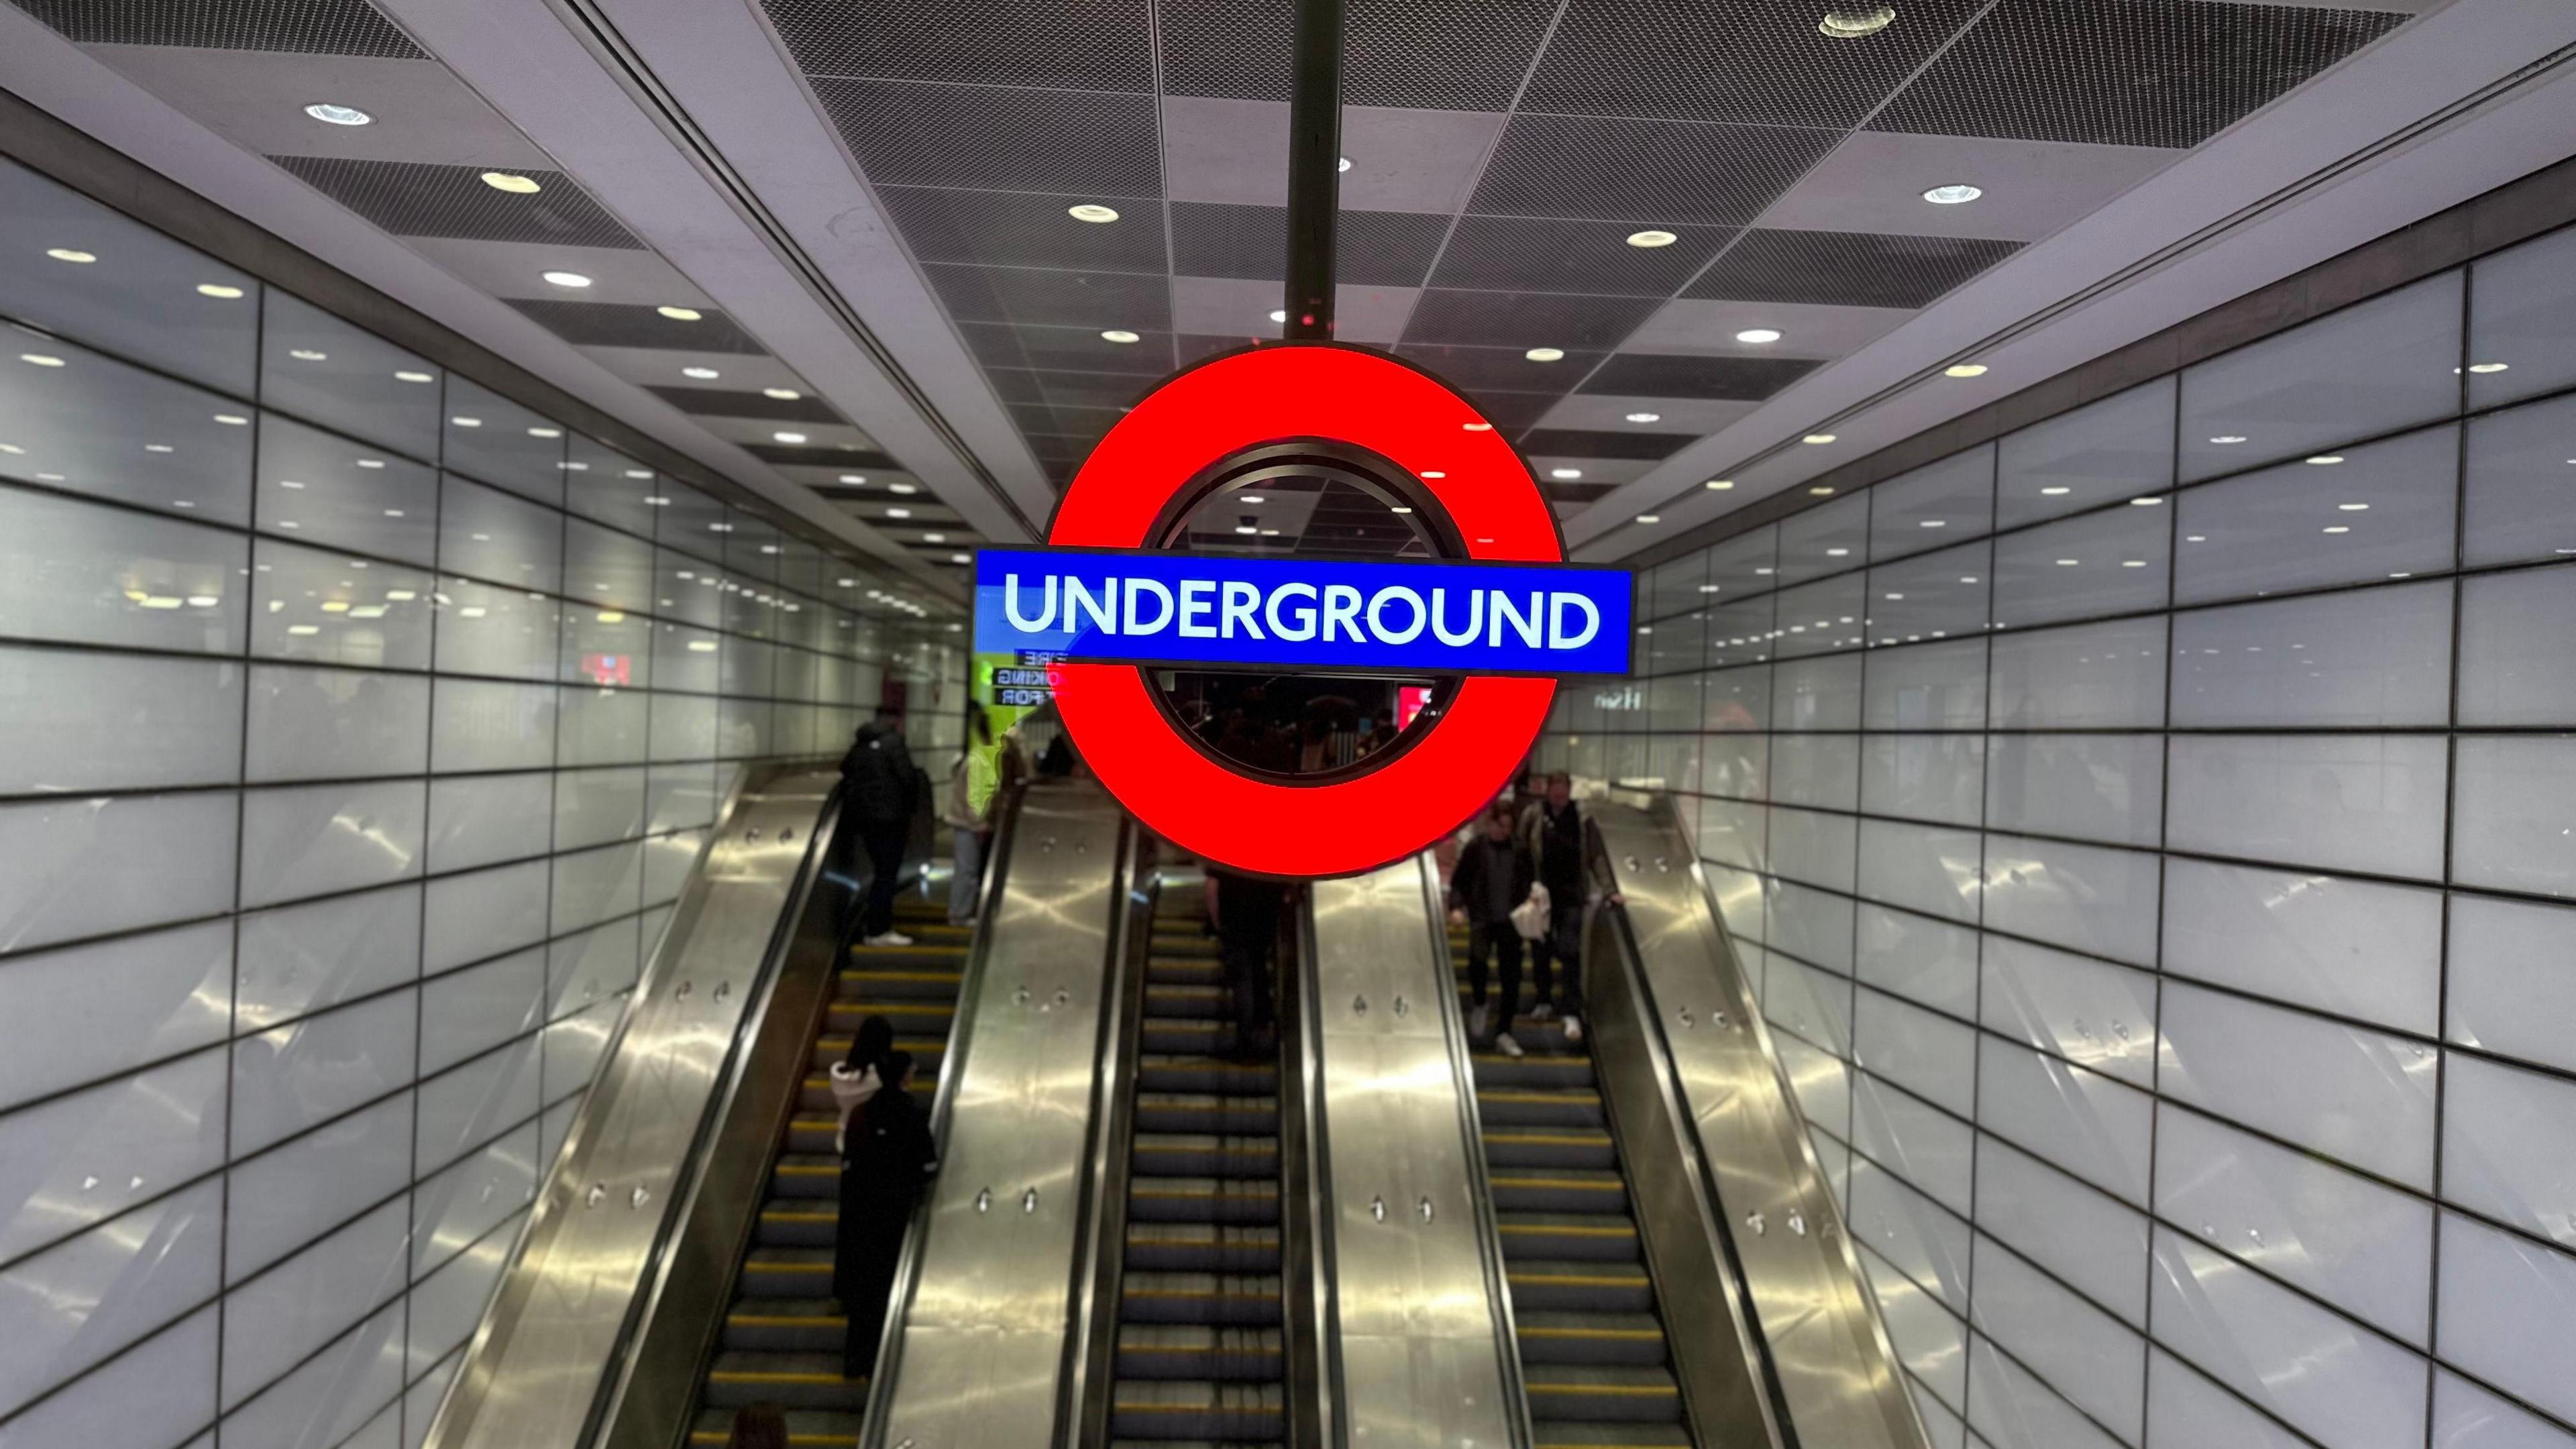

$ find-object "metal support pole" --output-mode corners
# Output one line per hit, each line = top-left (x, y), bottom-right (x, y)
(1282, 0), (1344, 342)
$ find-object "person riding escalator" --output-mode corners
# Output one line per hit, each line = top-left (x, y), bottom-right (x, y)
(837, 708), (924, 948)
(834, 1049), (936, 1381)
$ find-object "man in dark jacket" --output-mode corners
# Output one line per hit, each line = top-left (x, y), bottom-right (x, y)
(1449, 804), (1535, 1058)
(1517, 771), (1615, 1044)
(839, 710), (920, 946)
(1205, 867), (1286, 1064)
(835, 1049), (936, 1379)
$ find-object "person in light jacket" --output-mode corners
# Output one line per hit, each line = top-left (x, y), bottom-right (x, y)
(835, 1050), (936, 1380)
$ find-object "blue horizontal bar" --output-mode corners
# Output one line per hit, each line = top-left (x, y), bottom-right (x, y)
(973, 547), (1632, 676)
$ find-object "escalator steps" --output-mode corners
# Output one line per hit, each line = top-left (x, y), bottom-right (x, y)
(1456, 936), (1693, 1442)
(1113, 902), (1286, 1444)
(690, 898), (965, 1440)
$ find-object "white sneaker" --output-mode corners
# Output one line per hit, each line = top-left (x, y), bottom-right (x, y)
(863, 930), (916, 947)
(1529, 1002), (1555, 1022)
(1468, 1004), (1490, 1040)
(1495, 1032), (1525, 1059)
(1561, 1014), (1584, 1044)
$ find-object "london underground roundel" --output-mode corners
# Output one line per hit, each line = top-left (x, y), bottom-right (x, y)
(974, 343), (1633, 878)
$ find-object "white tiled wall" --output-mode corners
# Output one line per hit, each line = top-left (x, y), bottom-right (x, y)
(1547, 221), (2576, 1449)
(0, 158), (963, 1449)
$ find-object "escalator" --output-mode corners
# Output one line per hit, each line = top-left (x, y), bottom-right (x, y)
(1107, 882), (1289, 1444)
(1452, 919), (1694, 1447)
(688, 894), (965, 1446)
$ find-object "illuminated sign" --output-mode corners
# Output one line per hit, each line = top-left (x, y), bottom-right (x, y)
(1017, 343), (1627, 878)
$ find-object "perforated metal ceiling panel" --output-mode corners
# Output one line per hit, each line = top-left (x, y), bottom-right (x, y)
(505, 298), (767, 353)
(270, 157), (643, 248)
(15, 0), (426, 55)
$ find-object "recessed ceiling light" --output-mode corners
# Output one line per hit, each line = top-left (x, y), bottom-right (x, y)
(838, 473), (867, 484)
(1735, 328), (1782, 344)
(1635, 514), (1660, 524)
(1921, 183), (1982, 205)
(1462, 422), (1493, 432)
(1525, 347), (1565, 362)
(923, 533), (947, 543)
(2323, 525), (2350, 535)
(2041, 486), (2071, 495)
(1268, 309), (1288, 323)
(1625, 229), (1678, 248)
(1338, 156), (1353, 172)
(46, 248), (96, 264)
(1809, 484), (1835, 494)
(1802, 433), (1835, 445)
(213, 414), (248, 425)
(288, 349), (327, 362)
(886, 508), (912, 519)
(889, 482), (918, 494)
(144, 443), (173, 453)
(529, 426), (561, 439)
(757, 387), (802, 401)
(303, 103), (372, 126)
(1817, 3), (1900, 38)
(1705, 479), (1733, 490)
(1550, 468), (1582, 480)
(682, 366), (720, 379)
(480, 171), (542, 195)
(773, 431), (807, 443)
(1944, 363), (1988, 378)
(541, 270), (593, 288)
(1067, 203), (1120, 223)
(2339, 502), (2371, 511)
(2055, 558), (2080, 566)
(2209, 435), (2247, 444)
(196, 283), (245, 300)
(1827, 547), (1850, 556)
(356, 458), (384, 469)
(19, 353), (66, 368)
(1234, 523), (1259, 535)
(2305, 455), (2345, 466)
(2467, 362), (2510, 374)
(1242, 495), (1267, 503)
(951, 553), (972, 564)
(1389, 505), (1413, 514)
(2129, 496), (2161, 506)
(394, 370), (433, 383)
(1101, 329), (1141, 344)
(1919, 519), (1946, 528)
(1625, 412), (1662, 423)
(657, 305), (703, 321)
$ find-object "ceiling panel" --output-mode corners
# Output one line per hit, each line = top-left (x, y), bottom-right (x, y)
(1682, 228), (2025, 308)
(268, 157), (643, 248)
(19, 0), (425, 54)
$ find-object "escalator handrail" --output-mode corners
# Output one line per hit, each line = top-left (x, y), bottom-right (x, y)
(1285, 885), (1342, 1449)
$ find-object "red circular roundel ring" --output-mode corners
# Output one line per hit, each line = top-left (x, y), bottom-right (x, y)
(1048, 343), (1562, 878)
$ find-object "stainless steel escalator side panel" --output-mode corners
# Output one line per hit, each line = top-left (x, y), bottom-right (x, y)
(1591, 796), (1933, 1449)
(1303, 857), (1529, 1449)
(1058, 830), (1157, 1448)
(423, 763), (835, 1449)
(860, 776), (1135, 1448)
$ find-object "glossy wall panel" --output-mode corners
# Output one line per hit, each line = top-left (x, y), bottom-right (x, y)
(0, 156), (965, 1449)
(1557, 213), (2576, 1449)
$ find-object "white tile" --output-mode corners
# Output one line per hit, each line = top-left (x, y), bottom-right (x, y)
(1868, 539), (1991, 645)
(1983, 834), (2160, 966)
(1870, 445), (1996, 560)
(1977, 1135), (2150, 1327)
(1775, 1029), (1849, 1130)
(2171, 581), (2453, 728)
(1855, 901), (1979, 1018)
(0, 647), (241, 794)
(564, 684), (651, 765)
(237, 778), (427, 908)
(551, 841), (644, 936)
(1984, 733), (2164, 848)
(1854, 1073), (1974, 1216)
(0, 1050), (225, 1263)
(0, 921), (231, 1112)
(1992, 505), (2170, 629)
(217, 1198), (406, 1409)
(2453, 735), (2576, 899)
(438, 473), (561, 594)
(2461, 564), (2576, 725)
(649, 619), (722, 694)
(2432, 1368), (2576, 1449)
(2157, 981), (2439, 1190)
(1978, 1042), (2153, 1206)
(1849, 1151), (1973, 1314)
(0, 790), (239, 955)
(2441, 1055), (2576, 1253)
(1862, 1245), (1970, 1409)
(254, 411), (438, 564)
(2153, 1228), (2428, 1449)
(1980, 936), (2158, 1087)
(2162, 859), (2441, 1033)
(1766, 878), (1856, 973)
(2155, 1106), (2434, 1345)
(432, 578), (560, 680)
(2438, 1214), (2576, 1428)
(1862, 733), (1986, 826)
(250, 537), (434, 669)
(425, 771), (551, 874)
(223, 1090), (411, 1283)
(1764, 955), (1853, 1053)
(219, 1299), (404, 1449)
(405, 1353), (462, 1449)
(1769, 733), (1860, 811)
(407, 1205), (521, 1373)
(2467, 224), (2576, 408)
(2447, 893), (2576, 1075)
(553, 764), (647, 849)
(234, 883), (421, 1034)
(562, 517), (654, 614)
(0, 1304), (215, 1449)
(419, 947), (545, 1079)
(1971, 1238), (2144, 1442)
(0, 1177), (220, 1417)
(1771, 653), (1864, 730)
(2175, 425), (2459, 604)
(1768, 804), (1857, 892)
(1858, 818), (1984, 925)
(643, 761), (719, 833)
(1864, 637), (1988, 729)
(1965, 1332), (2125, 1449)
(1854, 987), (1976, 1117)
(429, 677), (558, 773)
(412, 1122), (541, 1277)
(228, 989), (417, 1157)
(2167, 734), (2449, 881)
(1695, 796), (1766, 870)
(1988, 615), (2167, 728)
(243, 663), (429, 782)
(546, 915), (641, 1021)
(415, 1035), (541, 1177)
(0, 486), (248, 653)
(2145, 1349), (2312, 1449)
(423, 861), (549, 975)
(540, 996), (621, 1097)
(641, 828), (704, 908)
(2178, 271), (2462, 482)
(0, 337), (254, 525)
(1998, 378), (2176, 528)
(2462, 392), (2576, 567)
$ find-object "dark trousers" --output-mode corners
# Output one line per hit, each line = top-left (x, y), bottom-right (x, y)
(851, 819), (909, 938)
(1464, 920), (1523, 1024)
(1220, 922), (1277, 1049)
(835, 1190), (911, 1378)
(1530, 898), (1584, 1013)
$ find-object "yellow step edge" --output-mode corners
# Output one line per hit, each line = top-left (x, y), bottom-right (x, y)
(1489, 1176), (1623, 1191)
(708, 1371), (849, 1386)
(1509, 1271), (1650, 1287)
(1517, 1326), (1666, 1341)
(1497, 1223), (1634, 1238)
(743, 1260), (827, 1273)
(1483, 1132), (1613, 1146)
(691, 1434), (857, 1446)
(1525, 1381), (1680, 1397)
(761, 1210), (835, 1222)
(1481, 1089), (1602, 1102)
(1123, 1289), (1279, 1301)
(728, 1313), (843, 1328)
